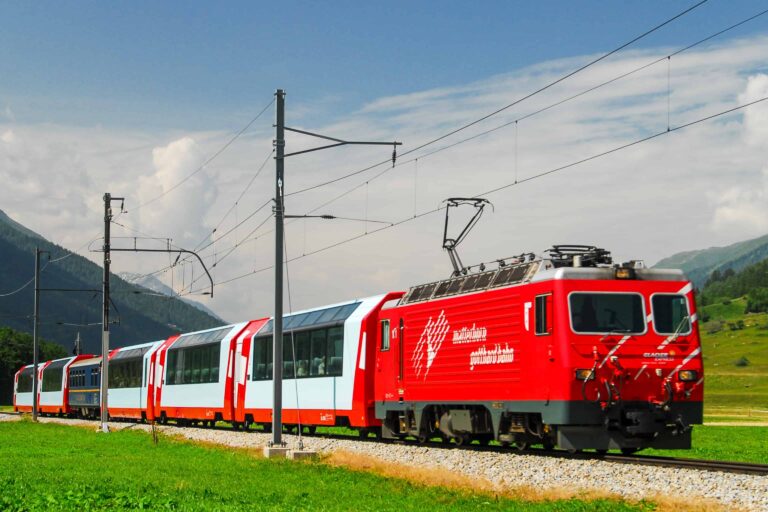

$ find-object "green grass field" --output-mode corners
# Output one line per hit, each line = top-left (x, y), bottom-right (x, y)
(642, 425), (767, 463)
(699, 298), (768, 422)
(0, 405), (12, 412)
(0, 421), (651, 512)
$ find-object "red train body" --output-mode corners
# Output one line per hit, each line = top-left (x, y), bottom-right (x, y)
(375, 257), (702, 451)
(12, 247), (704, 452)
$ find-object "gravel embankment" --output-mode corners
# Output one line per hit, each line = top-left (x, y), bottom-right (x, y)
(4, 414), (766, 511)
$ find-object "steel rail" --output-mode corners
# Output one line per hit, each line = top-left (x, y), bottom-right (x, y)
(6, 413), (766, 476)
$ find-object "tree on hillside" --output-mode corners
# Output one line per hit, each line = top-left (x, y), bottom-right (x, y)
(746, 287), (768, 314)
(0, 326), (68, 405)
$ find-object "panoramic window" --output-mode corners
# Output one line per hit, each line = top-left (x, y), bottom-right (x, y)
(42, 367), (63, 392)
(652, 294), (691, 335)
(165, 343), (221, 385)
(251, 324), (344, 381)
(569, 293), (645, 334)
(109, 358), (143, 389)
(17, 368), (33, 393)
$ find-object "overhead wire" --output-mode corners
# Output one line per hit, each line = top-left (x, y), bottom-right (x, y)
(284, 0), (710, 198)
(159, 2), (744, 293)
(179, 94), (768, 295)
(289, 6), (768, 219)
(129, 97), (275, 213)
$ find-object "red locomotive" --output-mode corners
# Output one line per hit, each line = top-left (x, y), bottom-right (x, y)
(374, 246), (702, 452)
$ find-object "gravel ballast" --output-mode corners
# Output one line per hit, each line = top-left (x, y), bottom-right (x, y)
(3, 414), (766, 511)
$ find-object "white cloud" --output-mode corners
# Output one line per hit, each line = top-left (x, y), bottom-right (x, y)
(738, 73), (768, 146)
(3, 35), (768, 323)
(136, 137), (215, 247)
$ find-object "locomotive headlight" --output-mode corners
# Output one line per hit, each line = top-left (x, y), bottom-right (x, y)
(678, 370), (698, 382)
(575, 369), (595, 381)
(615, 267), (636, 279)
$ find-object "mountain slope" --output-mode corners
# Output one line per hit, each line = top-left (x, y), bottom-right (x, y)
(653, 233), (768, 288)
(0, 210), (225, 354)
(119, 271), (225, 322)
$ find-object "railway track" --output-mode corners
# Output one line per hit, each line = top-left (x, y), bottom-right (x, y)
(602, 453), (768, 476)
(4, 412), (767, 476)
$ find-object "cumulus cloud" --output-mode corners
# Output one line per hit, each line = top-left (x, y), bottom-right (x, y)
(136, 137), (216, 247)
(738, 74), (768, 146)
(711, 74), (768, 239)
(4, 35), (768, 322)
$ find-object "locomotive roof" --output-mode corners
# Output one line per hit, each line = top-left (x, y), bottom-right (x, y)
(399, 258), (688, 306)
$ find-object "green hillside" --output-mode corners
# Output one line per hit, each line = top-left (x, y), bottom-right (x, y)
(0, 210), (225, 355)
(653, 233), (768, 288)
(699, 298), (768, 421)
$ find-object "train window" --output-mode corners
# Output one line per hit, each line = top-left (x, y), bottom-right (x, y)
(17, 368), (33, 393)
(165, 343), (221, 386)
(42, 367), (63, 392)
(250, 337), (273, 380)
(535, 294), (552, 335)
(283, 338), (295, 379)
(310, 329), (327, 376)
(110, 358), (143, 388)
(380, 320), (390, 351)
(251, 323), (345, 380)
(327, 326), (344, 376)
(652, 294), (691, 335)
(569, 293), (646, 334)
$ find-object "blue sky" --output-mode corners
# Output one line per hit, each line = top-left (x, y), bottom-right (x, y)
(2, 1), (767, 131)
(2, 1), (768, 319)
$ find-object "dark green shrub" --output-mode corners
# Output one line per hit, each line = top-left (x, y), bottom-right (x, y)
(734, 356), (750, 367)
(706, 321), (723, 334)
(745, 287), (768, 314)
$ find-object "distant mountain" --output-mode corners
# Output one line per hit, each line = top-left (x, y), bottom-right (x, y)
(118, 271), (225, 322)
(0, 209), (225, 354)
(654, 233), (768, 288)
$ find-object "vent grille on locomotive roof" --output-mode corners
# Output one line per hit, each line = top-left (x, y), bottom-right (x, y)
(401, 245), (617, 305)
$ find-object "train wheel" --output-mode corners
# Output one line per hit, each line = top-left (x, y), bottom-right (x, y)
(514, 441), (529, 452)
(596, 449), (608, 456)
(542, 441), (555, 451)
(453, 435), (468, 447)
(621, 448), (639, 455)
(358, 428), (369, 439)
(417, 433), (428, 444)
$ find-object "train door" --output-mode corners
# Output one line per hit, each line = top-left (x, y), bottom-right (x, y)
(375, 314), (399, 402)
(534, 293), (555, 386)
(396, 318), (405, 398)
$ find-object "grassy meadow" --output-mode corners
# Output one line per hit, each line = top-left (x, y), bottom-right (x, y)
(698, 298), (768, 422)
(0, 421), (652, 512)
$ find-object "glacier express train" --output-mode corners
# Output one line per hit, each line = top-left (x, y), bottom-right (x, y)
(14, 246), (704, 452)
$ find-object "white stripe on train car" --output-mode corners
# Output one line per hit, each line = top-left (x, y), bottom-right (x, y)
(358, 332), (366, 370)
(599, 336), (630, 369)
(666, 347), (702, 380)
(678, 283), (693, 295)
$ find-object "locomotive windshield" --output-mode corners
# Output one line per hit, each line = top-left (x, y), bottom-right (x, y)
(652, 294), (691, 335)
(569, 292), (645, 334)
